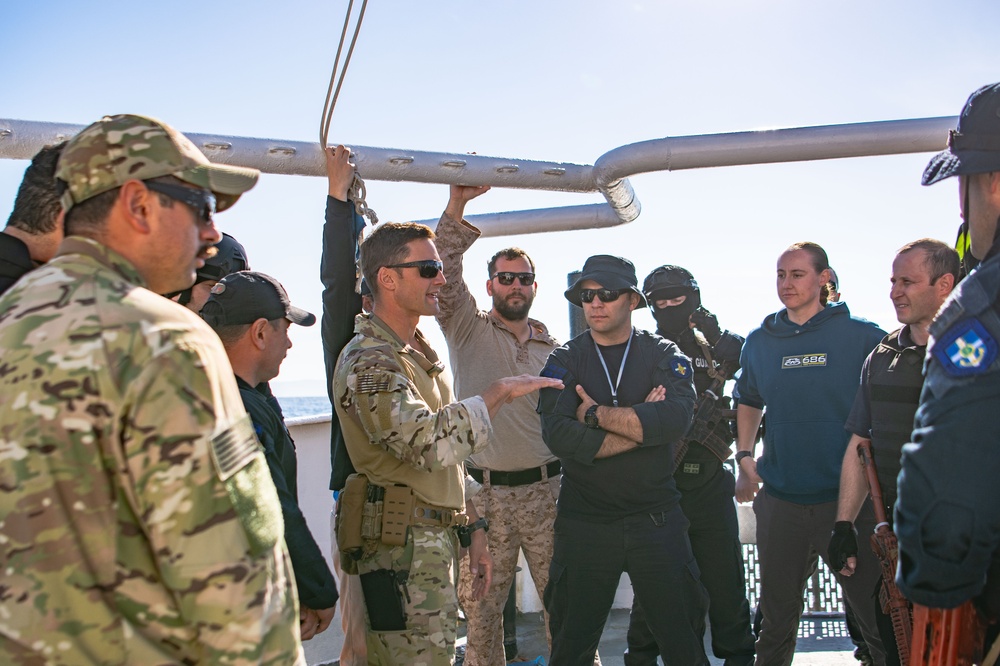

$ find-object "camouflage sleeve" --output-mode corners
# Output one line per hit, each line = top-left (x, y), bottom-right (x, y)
(341, 344), (493, 471)
(121, 339), (301, 664)
(434, 212), (484, 344)
(464, 467), (483, 499)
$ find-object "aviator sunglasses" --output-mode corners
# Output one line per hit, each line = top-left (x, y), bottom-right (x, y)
(386, 259), (444, 279)
(492, 271), (535, 286)
(144, 181), (217, 225)
(579, 288), (624, 303)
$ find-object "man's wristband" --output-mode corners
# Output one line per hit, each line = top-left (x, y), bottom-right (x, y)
(735, 450), (753, 466)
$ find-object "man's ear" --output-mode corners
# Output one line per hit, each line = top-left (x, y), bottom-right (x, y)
(250, 318), (269, 350)
(937, 272), (956, 296)
(486, 278), (494, 297)
(377, 266), (397, 293)
(117, 180), (154, 234)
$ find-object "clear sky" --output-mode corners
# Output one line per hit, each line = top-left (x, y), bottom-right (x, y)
(3, 0), (998, 396)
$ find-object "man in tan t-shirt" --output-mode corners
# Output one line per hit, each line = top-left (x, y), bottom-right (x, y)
(435, 186), (573, 665)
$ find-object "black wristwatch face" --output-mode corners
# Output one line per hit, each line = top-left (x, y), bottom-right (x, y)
(585, 405), (599, 428)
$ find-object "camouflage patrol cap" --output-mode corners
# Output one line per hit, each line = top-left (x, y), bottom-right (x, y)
(55, 113), (259, 212)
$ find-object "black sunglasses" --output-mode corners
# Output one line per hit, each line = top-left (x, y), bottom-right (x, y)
(492, 271), (535, 286)
(579, 288), (623, 303)
(386, 259), (443, 279)
(145, 181), (216, 225)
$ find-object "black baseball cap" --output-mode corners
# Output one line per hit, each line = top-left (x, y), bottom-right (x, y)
(201, 271), (316, 327)
(923, 83), (1000, 186)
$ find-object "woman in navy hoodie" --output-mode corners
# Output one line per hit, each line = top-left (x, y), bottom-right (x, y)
(734, 242), (888, 666)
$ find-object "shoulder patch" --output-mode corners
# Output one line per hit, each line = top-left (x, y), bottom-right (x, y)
(356, 370), (393, 393)
(540, 362), (568, 380)
(671, 357), (692, 379)
(932, 318), (998, 377)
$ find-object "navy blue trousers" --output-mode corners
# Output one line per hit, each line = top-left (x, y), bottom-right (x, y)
(625, 467), (756, 665)
(545, 506), (709, 666)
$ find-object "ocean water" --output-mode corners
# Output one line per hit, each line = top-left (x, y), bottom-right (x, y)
(279, 396), (332, 419)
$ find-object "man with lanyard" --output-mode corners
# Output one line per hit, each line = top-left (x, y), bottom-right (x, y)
(828, 239), (959, 665)
(896, 82), (1000, 655)
(333, 220), (561, 664)
(735, 241), (887, 665)
(622, 265), (755, 666)
(538, 254), (709, 665)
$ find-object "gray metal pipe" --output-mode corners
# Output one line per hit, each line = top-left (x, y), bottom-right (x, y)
(0, 115), (959, 236)
(419, 202), (628, 238)
(593, 117), (956, 187)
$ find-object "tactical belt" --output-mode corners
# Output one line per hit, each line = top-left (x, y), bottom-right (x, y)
(467, 460), (561, 487)
(411, 502), (468, 528)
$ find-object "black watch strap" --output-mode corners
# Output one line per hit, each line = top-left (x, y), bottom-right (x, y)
(585, 404), (600, 429)
(467, 517), (489, 534)
(735, 450), (753, 465)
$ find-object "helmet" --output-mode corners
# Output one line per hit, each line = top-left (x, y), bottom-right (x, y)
(171, 232), (250, 305)
(642, 265), (700, 305)
(196, 232), (250, 284)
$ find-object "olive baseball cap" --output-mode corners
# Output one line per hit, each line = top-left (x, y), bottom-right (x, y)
(201, 271), (316, 327)
(56, 113), (259, 212)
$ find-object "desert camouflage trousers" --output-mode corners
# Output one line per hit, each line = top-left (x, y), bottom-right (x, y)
(358, 524), (460, 666)
(458, 474), (560, 666)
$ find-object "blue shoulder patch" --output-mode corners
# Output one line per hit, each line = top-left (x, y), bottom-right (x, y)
(671, 357), (693, 379)
(932, 317), (998, 377)
(540, 362), (568, 380)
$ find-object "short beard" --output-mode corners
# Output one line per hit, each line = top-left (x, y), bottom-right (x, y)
(494, 292), (533, 321)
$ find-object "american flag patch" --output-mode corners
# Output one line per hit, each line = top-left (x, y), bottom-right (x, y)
(357, 371), (392, 393)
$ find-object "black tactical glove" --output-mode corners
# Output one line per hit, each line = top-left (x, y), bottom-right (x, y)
(691, 307), (722, 345)
(827, 521), (858, 571)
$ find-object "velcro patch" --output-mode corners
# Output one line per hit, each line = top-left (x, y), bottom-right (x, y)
(211, 414), (262, 481)
(682, 462), (701, 475)
(356, 371), (392, 393)
(541, 363), (568, 380)
(933, 318), (998, 377)
(781, 353), (827, 369)
(671, 357), (692, 379)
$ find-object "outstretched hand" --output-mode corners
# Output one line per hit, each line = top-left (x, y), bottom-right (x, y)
(325, 145), (356, 202)
(482, 374), (563, 418)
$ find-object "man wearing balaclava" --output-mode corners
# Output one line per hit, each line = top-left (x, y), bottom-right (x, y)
(624, 265), (756, 666)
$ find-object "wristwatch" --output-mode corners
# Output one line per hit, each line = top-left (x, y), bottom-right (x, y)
(457, 517), (490, 547)
(584, 404), (600, 429)
(466, 517), (489, 535)
(735, 450), (753, 466)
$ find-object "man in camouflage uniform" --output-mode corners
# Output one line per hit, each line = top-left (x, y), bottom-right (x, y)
(0, 114), (302, 665)
(333, 221), (562, 665)
(434, 185), (570, 665)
